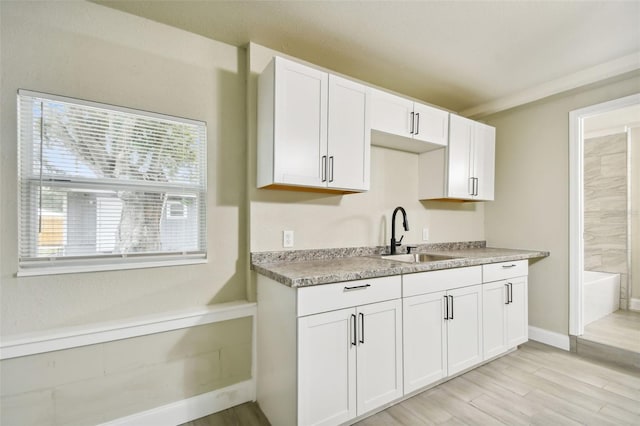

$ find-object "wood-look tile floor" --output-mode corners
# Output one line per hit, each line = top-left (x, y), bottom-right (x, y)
(181, 341), (640, 426)
(581, 309), (640, 353)
(179, 400), (270, 426)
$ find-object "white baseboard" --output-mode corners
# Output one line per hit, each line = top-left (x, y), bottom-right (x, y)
(630, 298), (640, 311)
(100, 379), (255, 426)
(528, 326), (570, 351)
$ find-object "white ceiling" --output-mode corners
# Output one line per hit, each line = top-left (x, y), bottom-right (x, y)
(94, 1), (640, 117)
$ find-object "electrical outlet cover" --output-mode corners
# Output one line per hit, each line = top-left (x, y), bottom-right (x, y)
(283, 230), (294, 248)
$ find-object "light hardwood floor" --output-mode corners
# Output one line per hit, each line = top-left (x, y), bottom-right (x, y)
(576, 309), (640, 369)
(181, 341), (640, 426)
(581, 309), (640, 353)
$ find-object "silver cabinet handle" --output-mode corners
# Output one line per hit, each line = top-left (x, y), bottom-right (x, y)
(329, 156), (334, 183)
(475, 177), (479, 196)
(508, 282), (513, 303)
(415, 112), (420, 135)
(321, 156), (327, 182)
(502, 264), (517, 268)
(359, 312), (365, 344)
(351, 314), (357, 346)
(410, 111), (415, 134)
(444, 295), (449, 320)
(505, 283), (510, 305)
(469, 177), (475, 196)
(343, 284), (371, 291)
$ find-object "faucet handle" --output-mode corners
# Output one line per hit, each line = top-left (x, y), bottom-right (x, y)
(395, 235), (404, 246)
(406, 245), (417, 254)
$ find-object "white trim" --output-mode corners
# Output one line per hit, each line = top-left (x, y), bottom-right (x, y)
(18, 89), (206, 127)
(569, 108), (585, 336)
(568, 93), (640, 336)
(0, 301), (256, 360)
(99, 379), (254, 426)
(528, 326), (570, 351)
(630, 298), (640, 311)
(461, 53), (640, 118)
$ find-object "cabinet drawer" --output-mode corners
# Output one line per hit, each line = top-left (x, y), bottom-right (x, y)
(403, 266), (482, 297)
(297, 276), (401, 317)
(483, 260), (527, 282)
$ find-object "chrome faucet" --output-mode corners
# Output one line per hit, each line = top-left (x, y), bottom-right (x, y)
(390, 206), (409, 255)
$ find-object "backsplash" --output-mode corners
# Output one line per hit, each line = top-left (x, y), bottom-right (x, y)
(250, 240), (487, 264)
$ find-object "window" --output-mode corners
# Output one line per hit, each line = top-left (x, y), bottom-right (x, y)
(17, 90), (207, 275)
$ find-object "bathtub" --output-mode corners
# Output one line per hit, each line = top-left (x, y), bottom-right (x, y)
(584, 271), (620, 326)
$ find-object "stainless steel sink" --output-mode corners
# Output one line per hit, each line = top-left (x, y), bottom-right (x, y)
(379, 253), (460, 263)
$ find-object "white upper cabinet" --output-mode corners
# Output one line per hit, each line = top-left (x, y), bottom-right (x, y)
(257, 57), (370, 193)
(328, 75), (371, 191)
(473, 121), (496, 200)
(412, 102), (450, 145)
(418, 114), (496, 201)
(370, 89), (449, 153)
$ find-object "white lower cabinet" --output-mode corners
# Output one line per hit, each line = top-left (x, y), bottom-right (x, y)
(482, 261), (529, 359)
(403, 291), (448, 392)
(298, 308), (356, 426)
(257, 274), (402, 426)
(298, 299), (403, 426)
(403, 284), (483, 394)
(257, 262), (530, 426)
(446, 285), (484, 375)
(402, 267), (484, 394)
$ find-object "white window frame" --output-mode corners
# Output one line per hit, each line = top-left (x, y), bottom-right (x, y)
(17, 90), (208, 276)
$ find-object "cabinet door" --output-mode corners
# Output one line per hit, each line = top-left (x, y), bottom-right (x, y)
(446, 284), (483, 375)
(403, 291), (447, 394)
(298, 308), (356, 426)
(447, 114), (474, 199)
(274, 58), (328, 187)
(356, 299), (403, 415)
(328, 75), (370, 191)
(370, 89), (413, 137)
(412, 102), (449, 146)
(473, 122), (495, 200)
(506, 277), (528, 348)
(482, 281), (508, 359)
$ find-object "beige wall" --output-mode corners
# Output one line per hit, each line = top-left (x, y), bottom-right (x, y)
(1, 1), (250, 424)
(484, 72), (640, 335)
(1, 1), (247, 333)
(1, 318), (252, 426)
(247, 42), (485, 254)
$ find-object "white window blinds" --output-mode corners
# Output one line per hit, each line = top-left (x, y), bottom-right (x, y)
(17, 90), (207, 275)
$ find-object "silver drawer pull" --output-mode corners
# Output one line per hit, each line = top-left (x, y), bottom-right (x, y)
(502, 264), (517, 268)
(344, 284), (371, 291)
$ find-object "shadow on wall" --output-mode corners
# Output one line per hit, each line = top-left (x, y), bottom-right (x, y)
(209, 63), (251, 305)
(420, 200), (480, 212)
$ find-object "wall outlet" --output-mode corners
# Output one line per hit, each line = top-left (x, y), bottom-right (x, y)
(422, 227), (429, 241)
(283, 230), (294, 248)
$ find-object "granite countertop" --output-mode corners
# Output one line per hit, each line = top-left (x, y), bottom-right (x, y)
(251, 242), (549, 288)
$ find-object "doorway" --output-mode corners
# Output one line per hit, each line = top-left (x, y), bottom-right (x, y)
(569, 93), (640, 363)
